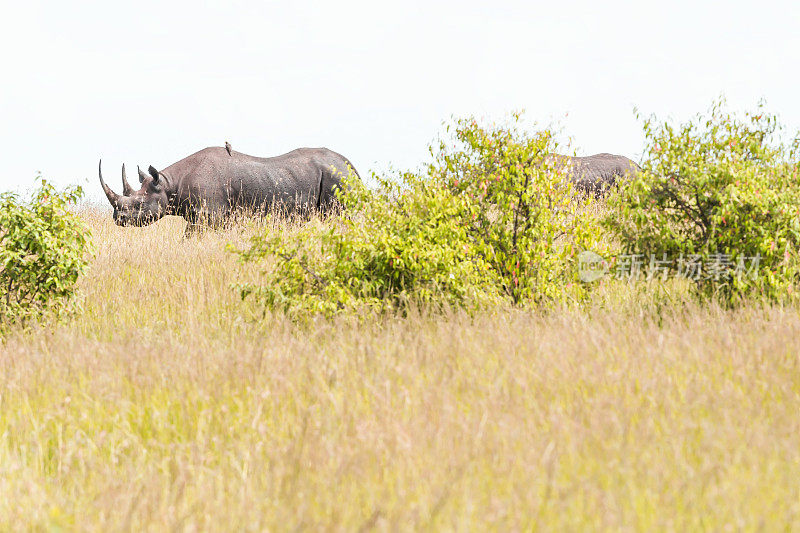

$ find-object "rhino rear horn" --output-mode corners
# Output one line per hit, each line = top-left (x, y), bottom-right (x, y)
(137, 165), (148, 184)
(98, 160), (121, 207)
(121, 163), (134, 196)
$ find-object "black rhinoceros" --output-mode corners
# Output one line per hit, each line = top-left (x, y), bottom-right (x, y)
(99, 146), (359, 233)
(546, 153), (640, 196)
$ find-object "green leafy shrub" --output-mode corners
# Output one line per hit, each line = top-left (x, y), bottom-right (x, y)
(237, 172), (500, 318)
(0, 178), (91, 328)
(606, 100), (800, 304)
(237, 114), (605, 319)
(428, 114), (604, 304)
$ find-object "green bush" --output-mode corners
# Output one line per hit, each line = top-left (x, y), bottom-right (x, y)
(606, 100), (800, 304)
(0, 178), (91, 328)
(237, 172), (500, 319)
(428, 114), (604, 304)
(237, 113), (605, 319)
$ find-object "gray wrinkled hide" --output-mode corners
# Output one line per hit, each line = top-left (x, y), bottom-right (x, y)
(166, 146), (357, 219)
(546, 153), (641, 196)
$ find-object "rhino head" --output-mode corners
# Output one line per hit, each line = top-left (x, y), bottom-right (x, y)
(98, 160), (169, 226)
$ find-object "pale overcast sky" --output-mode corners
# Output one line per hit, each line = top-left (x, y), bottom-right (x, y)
(1, 0), (798, 200)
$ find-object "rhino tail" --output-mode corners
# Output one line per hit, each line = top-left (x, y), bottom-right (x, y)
(316, 168), (325, 212)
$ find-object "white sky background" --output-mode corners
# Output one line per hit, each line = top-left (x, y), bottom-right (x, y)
(0, 0), (798, 201)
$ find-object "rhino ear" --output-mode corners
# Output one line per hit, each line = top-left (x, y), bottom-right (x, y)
(148, 165), (160, 185)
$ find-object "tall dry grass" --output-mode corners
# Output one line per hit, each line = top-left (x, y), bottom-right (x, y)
(1, 207), (799, 530)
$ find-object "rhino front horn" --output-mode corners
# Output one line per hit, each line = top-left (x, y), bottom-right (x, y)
(98, 160), (121, 207)
(121, 163), (134, 196)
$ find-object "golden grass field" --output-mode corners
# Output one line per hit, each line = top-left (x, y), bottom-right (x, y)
(1, 207), (800, 530)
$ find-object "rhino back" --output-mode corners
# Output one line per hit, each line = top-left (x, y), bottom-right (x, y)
(564, 153), (640, 194)
(167, 147), (354, 213)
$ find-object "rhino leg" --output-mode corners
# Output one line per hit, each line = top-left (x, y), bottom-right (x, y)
(317, 165), (347, 214)
(183, 208), (213, 238)
(183, 222), (202, 239)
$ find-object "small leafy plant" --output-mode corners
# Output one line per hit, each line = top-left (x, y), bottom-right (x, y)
(0, 178), (92, 328)
(428, 113), (603, 304)
(606, 99), (800, 304)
